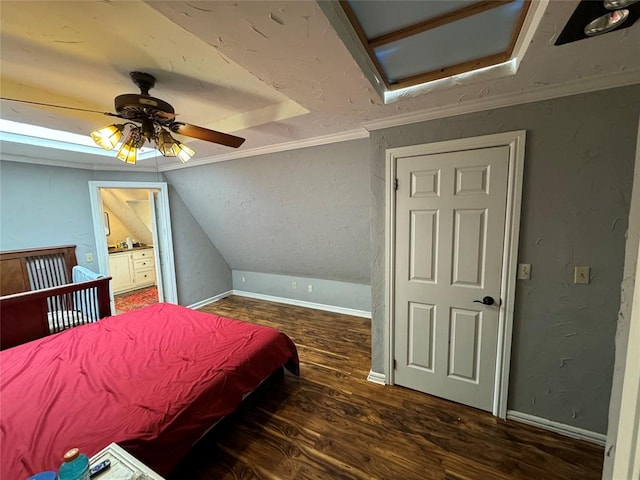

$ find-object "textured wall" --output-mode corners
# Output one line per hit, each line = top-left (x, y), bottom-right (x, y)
(168, 186), (232, 306)
(0, 161), (160, 267)
(0, 161), (228, 306)
(103, 190), (154, 247)
(105, 205), (132, 246)
(369, 85), (640, 434)
(164, 139), (371, 284)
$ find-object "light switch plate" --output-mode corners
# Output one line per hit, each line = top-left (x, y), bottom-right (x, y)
(574, 266), (590, 285)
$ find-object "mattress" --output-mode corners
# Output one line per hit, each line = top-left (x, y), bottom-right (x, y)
(0, 303), (299, 479)
(47, 309), (92, 332)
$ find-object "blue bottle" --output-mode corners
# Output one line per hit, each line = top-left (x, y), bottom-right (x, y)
(58, 448), (89, 480)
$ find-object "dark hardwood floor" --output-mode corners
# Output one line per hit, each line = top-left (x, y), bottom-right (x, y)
(170, 295), (604, 480)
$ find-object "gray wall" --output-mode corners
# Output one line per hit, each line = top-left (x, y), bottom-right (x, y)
(0, 160), (230, 306)
(168, 186), (232, 306)
(0, 161), (158, 266)
(369, 85), (640, 434)
(232, 270), (371, 313)
(163, 139), (371, 285)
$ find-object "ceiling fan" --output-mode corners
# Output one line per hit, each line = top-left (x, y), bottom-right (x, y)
(1, 71), (246, 165)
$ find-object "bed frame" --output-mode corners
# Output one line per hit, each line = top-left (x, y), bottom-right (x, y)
(0, 245), (112, 350)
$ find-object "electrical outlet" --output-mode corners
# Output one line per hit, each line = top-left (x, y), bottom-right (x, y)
(517, 263), (531, 280)
(574, 266), (590, 285)
(85, 253), (94, 263)
(241, 276), (246, 283)
(307, 284), (313, 293)
(292, 281), (297, 289)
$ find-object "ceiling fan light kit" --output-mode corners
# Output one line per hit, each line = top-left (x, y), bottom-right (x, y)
(91, 121), (195, 165)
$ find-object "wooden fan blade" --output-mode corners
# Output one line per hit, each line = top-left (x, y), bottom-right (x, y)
(170, 122), (245, 148)
(0, 97), (119, 118)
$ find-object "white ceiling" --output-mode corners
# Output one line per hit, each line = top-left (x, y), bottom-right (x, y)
(0, 1), (638, 172)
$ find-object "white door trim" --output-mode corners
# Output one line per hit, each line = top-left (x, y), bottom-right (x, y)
(385, 130), (526, 418)
(610, 122), (640, 480)
(88, 181), (178, 310)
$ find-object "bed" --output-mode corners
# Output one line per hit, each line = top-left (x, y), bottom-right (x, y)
(0, 302), (299, 479)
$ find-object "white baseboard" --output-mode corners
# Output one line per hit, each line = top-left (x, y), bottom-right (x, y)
(187, 290), (233, 310)
(367, 370), (386, 385)
(231, 290), (371, 318)
(506, 410), (606, 446)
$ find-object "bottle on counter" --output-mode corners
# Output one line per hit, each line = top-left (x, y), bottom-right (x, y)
(58, 448), (89, 480)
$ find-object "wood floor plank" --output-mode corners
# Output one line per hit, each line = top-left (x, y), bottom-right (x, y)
(169, 296), (604, 480)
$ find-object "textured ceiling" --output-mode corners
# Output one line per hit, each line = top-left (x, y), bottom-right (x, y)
(0, 0), (638, 171)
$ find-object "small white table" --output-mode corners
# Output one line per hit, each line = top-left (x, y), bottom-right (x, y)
(89, 443), (164, 480)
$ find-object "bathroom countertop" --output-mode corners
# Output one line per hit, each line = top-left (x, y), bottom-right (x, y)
(108, 245), (153, 254)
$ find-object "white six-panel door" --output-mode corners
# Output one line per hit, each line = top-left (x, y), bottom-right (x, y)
(393, 146), (510, 412)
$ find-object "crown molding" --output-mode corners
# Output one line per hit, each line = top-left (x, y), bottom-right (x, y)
(158, 128), (370, 172)
(363, 70), (640, 131)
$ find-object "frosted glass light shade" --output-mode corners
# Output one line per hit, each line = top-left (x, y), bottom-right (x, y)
(156, 130), (179, 156)
(176, 143), (195, 163)
(90, 124), (123, 150)
(116, 142), (137, 164)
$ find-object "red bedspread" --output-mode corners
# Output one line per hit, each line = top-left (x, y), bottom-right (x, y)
(0, 303), (298, 479)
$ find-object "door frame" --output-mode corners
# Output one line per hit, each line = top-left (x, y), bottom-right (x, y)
(385, 130), (526, 418)
(609, 119), (640, 479)
(88, 181), (178, 311)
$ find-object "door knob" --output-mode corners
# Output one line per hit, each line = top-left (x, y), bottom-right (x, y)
(473, 296), (495, 306)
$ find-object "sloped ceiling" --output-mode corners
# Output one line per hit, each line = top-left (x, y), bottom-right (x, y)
(101, 189), (154, 246)
(0, 1), (638, 171)
(164, 138), (371, 284)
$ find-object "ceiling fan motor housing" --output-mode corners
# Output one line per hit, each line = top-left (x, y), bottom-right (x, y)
(114, 94), (175, 124)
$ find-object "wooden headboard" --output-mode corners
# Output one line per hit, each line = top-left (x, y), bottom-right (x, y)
(0, 245), (77, 296)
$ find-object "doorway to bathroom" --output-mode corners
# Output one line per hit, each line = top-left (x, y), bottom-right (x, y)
(89, 181), (178, 314)
(103, 187), (158, 312)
